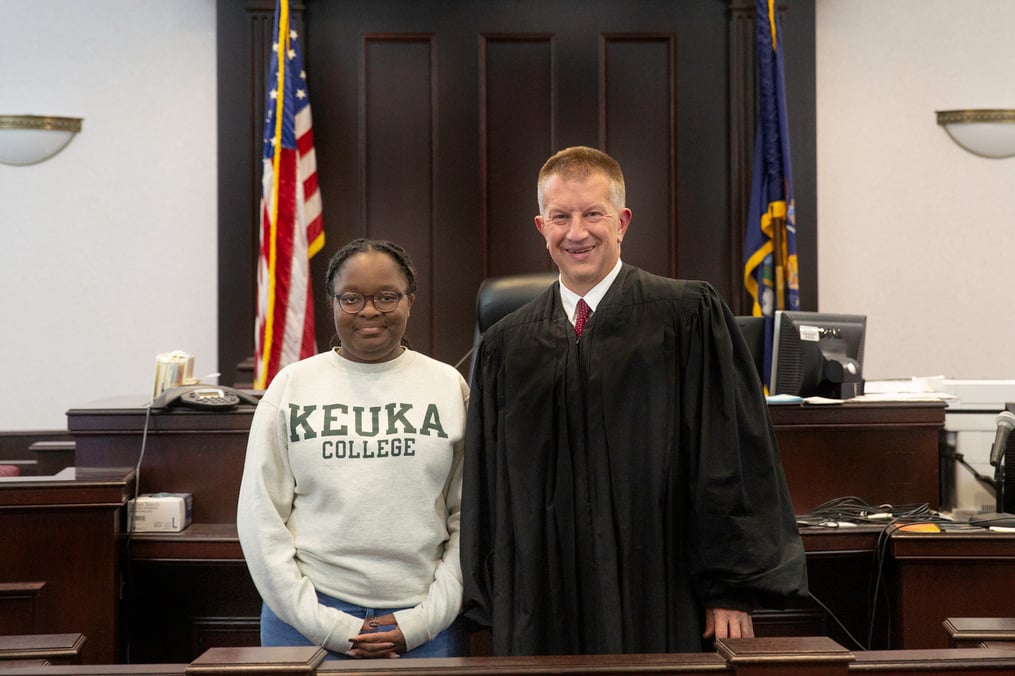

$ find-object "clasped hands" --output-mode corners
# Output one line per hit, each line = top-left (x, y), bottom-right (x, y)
(345, 613), (406, 659)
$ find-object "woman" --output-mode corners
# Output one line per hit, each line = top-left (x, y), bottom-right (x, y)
(237, 238), (467, 659)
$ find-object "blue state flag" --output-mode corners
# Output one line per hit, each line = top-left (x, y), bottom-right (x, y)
(743, 0), (800, 390)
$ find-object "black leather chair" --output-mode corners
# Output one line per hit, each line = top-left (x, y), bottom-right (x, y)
(734, 315), (767, 388)
(465, 271), (558, 382)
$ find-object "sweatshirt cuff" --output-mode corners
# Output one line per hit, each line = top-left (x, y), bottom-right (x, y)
(319, 612), (363, 654)
(393, 607), (428, 652)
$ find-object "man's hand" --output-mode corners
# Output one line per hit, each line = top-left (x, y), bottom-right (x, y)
(703, 607), (754, 640)
(346, 614), (406, 659)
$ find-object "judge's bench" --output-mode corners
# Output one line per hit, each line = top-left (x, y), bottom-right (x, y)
(5, 396), (1015, 667)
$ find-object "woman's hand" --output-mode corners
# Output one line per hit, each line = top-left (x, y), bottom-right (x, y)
(346, 614), (407, 659)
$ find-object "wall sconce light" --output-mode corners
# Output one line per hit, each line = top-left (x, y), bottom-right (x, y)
(936, 109), (1015, 159)
(0, 115), (83, 166)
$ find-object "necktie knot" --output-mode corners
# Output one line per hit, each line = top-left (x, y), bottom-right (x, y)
(574, 298), (591, 339)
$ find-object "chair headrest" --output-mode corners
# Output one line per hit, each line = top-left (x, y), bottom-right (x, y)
(476, 272), (558, 334)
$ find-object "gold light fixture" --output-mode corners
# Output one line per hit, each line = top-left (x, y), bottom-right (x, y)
(936, 109), (1015, 159)
(0, 115), (83, 166)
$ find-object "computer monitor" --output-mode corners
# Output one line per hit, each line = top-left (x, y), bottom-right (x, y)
(770, 311), (867, 399)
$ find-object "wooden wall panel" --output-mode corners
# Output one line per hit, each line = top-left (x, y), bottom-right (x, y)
(728, 0), (757, 313)
(191, 617), (261, 657)
(601, 34), (677, 278)
(361, 35), (437, 353)
(217, 0), (818, 384)
(0, 582), (46, 634)
(481, 36), (556, 277)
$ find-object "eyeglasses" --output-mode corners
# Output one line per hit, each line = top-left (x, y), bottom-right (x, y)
(334, 291), (407, 314)
(543, 210), (613, 227)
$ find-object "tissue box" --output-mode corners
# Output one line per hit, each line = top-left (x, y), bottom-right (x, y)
(126, 492), (192, 532)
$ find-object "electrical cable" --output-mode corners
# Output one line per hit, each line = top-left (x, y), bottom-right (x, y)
(867, 522), (894, 649)
(121, 399), (154, 663)
(452, 344), (477, 370)
(796, 496), (961, 649)
(941, 447), (997, 492)
(796, 496), (934, 528)
(807, 591), (866, 651)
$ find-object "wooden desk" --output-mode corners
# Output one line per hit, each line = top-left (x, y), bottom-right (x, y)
(64, 399), (947, 662)
(770, 401), (946, 514)
(797, 526), (887, 650)
(0, 467), (134, 664)
(67, 400), (259, 663)
(123, 526), (260, 662)
(69, 399), (947, 524)
(68, 398), (254, 524)
(891, 530), (1015, 649)
(775, 527), (1015, 652)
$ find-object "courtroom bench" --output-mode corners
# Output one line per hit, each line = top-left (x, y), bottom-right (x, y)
(0, 433), (74, 477)
(0, 443), (76, 478)
(26, 441), (76, 476)
(0, 468), (134, 663)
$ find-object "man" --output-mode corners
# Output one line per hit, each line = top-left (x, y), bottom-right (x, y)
(461, 146), (807, 655)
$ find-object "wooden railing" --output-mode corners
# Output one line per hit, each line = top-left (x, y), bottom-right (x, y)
(3, 635), (1015, 676)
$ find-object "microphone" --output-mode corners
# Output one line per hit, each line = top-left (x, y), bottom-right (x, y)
(989, 410), (1015, 467)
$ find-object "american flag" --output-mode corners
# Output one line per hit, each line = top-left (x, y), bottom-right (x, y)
(255, 0), (324, 389)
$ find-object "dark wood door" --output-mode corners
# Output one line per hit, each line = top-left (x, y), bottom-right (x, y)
(217, 0), (816, 383)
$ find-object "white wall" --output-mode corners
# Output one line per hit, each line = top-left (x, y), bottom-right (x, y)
(817, 0), (1015, 380)
(2, 0), (1013, 429)
(0, 0), (217, 430)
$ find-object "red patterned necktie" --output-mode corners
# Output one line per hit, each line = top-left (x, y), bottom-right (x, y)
(574, 298), (591, 339)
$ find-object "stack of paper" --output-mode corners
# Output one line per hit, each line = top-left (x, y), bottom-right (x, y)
(152, 350), (194, 400)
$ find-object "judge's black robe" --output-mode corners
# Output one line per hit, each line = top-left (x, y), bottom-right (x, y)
(461, 264), (808, 655)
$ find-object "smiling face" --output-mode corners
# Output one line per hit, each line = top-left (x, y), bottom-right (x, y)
(330, 250), (414, 363)
(535, 170), (631, 296)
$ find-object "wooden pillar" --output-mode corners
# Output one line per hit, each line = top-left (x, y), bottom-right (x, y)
(186, 646), (325, 675)
(944, 617), (1015, 649)
(716, 636), (853, 676)
(0, 633), (86, 665)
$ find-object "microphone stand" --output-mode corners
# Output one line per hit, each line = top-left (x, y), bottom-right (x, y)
(996, 446), (1007, 514)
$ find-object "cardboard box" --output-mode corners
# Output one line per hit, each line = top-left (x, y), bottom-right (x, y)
(126, 492), (192, 532)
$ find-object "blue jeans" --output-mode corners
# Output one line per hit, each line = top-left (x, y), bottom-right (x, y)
(259, 592), (466, 660)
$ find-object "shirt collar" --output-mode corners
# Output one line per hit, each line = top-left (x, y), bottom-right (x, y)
(559, 258), (622, 325)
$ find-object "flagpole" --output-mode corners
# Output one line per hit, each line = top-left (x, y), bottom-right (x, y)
(771, 205), (785, 311)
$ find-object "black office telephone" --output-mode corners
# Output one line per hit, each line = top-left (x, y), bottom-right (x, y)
(151, 385), (261, 411)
